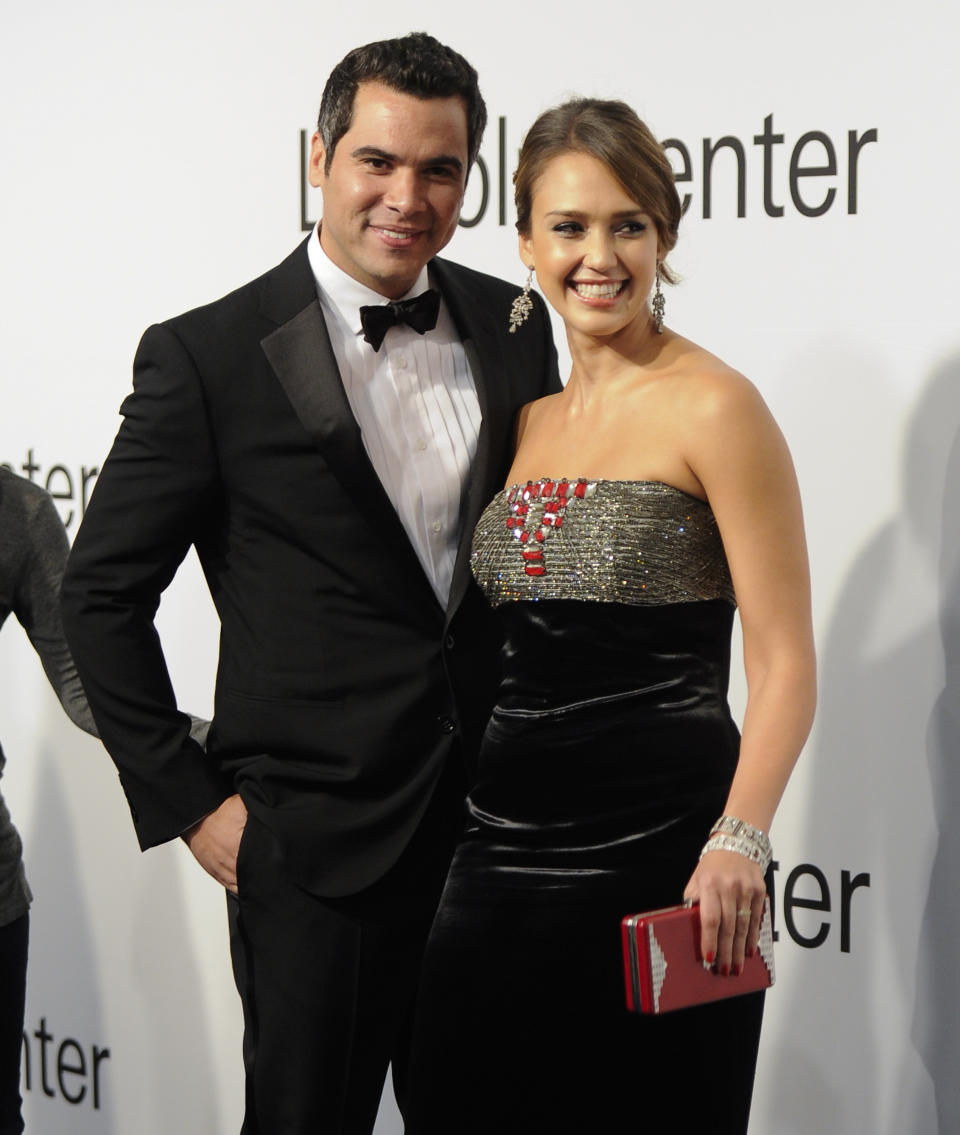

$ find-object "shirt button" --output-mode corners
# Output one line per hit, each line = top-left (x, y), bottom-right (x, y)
(438, 716), (456, 735)
(395, 355), (408, 369)
(432, 520), (443, 533)
(415, 439), (427, 452)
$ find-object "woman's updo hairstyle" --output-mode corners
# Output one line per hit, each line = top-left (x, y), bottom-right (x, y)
(513, 98), (682, 285)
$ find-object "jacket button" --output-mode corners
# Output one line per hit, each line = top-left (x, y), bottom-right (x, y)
(438, 716), (456, 735)
(445, 633), (455, 651)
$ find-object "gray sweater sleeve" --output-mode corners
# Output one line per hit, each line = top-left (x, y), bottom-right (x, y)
(8, 479), (99, 738)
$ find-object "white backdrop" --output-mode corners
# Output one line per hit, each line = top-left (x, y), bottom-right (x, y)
(2, 2), (958, 1131)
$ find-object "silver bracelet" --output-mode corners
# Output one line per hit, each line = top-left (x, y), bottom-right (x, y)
(709, 815), (772, 863)
(699, 833), (772, 872)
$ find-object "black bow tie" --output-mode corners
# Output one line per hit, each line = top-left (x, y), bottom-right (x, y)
(359, 289), (441, 352)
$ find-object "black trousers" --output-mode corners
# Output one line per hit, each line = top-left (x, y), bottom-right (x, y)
(0, 913), (28, 1135)
(227, 762), (464, 1135)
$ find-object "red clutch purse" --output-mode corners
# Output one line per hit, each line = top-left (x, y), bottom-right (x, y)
(621, 897), (775, 1014)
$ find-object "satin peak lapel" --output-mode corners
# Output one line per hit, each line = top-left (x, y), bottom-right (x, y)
(261, 295), (439, 612)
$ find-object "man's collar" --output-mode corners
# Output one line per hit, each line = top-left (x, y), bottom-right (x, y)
(307, 223), (431, 336)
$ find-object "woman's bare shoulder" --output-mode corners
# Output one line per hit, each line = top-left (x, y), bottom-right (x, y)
(664, 336), (768, 422)
(514, 390), (565, 445)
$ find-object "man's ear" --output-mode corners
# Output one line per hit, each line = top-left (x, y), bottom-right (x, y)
(307, 132), (327, 188)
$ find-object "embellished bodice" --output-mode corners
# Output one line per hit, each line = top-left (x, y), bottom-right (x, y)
(471, 479), (735, 608)
(465, 477), (741, 849)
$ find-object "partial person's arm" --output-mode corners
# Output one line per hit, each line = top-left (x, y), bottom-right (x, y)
(681, 372), (816, 974)
(14, 485), (98, 737)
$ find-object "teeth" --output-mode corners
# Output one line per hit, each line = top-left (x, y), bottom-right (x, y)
(573, 282), (624, 298)
(380, 228), (417, 240)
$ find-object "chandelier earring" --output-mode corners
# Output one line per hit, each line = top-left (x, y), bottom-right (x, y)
(509, 266), (534, 333)
(652, 262), (665, 334)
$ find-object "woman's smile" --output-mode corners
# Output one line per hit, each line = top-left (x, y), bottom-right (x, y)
(568, 279), (629, 303)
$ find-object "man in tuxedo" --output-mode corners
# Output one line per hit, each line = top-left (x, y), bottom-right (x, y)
(61, 32), (559, 1135)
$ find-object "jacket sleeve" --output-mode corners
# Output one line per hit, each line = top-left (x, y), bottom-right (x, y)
(61, 322), (231, 849)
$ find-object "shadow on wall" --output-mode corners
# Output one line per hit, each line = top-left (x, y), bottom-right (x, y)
(755, 352), (960, 1135)
(910, 355), (960, 1135)
(21, 731), (226, 1135)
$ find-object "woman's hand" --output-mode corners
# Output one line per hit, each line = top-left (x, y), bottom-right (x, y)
(683, 849), (766, 975)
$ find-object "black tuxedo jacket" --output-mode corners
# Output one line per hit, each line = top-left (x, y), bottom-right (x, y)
(61, 238), (560, 896)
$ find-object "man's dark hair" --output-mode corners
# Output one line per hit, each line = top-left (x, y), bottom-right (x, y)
(316, 32), (487, 174)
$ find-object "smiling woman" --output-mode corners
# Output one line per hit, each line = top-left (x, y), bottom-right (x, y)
(518, 151), (662, 342)
(514, 99), (681, 279)
(406, 98), (816, 1135)
(512, 99), (681, 360)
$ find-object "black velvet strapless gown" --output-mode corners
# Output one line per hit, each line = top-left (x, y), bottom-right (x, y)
(406, 480), (765, 1135)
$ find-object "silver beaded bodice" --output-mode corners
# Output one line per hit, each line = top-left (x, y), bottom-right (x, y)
(471, 479), (735, 608)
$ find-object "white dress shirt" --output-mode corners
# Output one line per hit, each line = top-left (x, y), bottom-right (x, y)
(307, 226), (481, 607)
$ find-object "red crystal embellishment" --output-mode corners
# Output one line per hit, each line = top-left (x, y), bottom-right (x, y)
(505, 477), (592, 575)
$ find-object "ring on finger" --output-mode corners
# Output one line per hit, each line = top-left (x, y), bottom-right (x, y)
(736, 908), (751, 919)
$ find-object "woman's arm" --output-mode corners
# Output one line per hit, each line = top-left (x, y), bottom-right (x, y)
(681, 370), (816, 974)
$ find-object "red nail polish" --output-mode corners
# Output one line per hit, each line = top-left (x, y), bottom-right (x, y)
(747, 947), (756, 959)
(705, 950), (715, 964)
(733, 962), (743, 976)
(720, 963), (730, 976)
